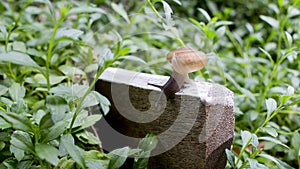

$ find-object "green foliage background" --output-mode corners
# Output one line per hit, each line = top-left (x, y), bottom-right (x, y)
(0, 0), (299, 168)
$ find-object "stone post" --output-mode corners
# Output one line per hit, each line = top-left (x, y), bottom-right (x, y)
(94, 67), (234, 169)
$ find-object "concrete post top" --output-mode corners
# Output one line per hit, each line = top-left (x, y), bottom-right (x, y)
(99, 67), (233, 107)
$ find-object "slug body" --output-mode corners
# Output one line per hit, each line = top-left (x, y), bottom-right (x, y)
(149, 47), (208, 106)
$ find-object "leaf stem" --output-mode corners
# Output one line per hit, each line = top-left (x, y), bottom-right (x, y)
(235, 102), (283, 168)
(46, 11), (66, 92)
(256, 64), (279, 113)
(225, 27), (251, 78)
(68, 66), (105, 133)
(146, 0), (185, 47)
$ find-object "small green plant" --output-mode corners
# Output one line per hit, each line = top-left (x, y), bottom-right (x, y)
(0, 1), (157, 168)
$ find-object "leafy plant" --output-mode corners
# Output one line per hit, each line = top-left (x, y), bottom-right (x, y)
(0, 1), (157, 168)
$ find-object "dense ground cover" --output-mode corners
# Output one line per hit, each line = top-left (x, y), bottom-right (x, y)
(0, 0), (299, 168)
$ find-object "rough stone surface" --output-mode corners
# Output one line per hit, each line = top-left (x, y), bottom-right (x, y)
(94, 67), (234, 169)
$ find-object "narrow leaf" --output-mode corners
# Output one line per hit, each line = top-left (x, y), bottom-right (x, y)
(55, 28), (83, 40)
(67, 6), (105, 16)
(198, 8), (211, 22)
(260, 15), (279, 28)
(285, 31), (293, 47)
(0, 111), (32, 132)
(259, 154), (293, 169)
(259, 47), (274, 65)
(118, 55), (146, 64)
(225, 149), (235, 167)
(258, 136), (289, 149)
(111, 3), (130, 23)
(0, 51), (40, 68)
(162, 1), (173, 21)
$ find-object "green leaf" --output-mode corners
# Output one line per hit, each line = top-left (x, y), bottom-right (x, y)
(25, 74), (67, 86)
(198, 8), (211, 22)
(215, 21), (234, 27)
(261, 127), (278, 137)
(0, 111), (32, 132)
(0, 84), (8, 96)
(46, 95), (70, 115)
(0, 24), (7, 38)
(54, 157), (75, 169)
(81, 92), (100, 108)
(285, 31), (293, 47)
(50, 85), (73, 97)
(10, 145), (25, 161)
(259, 47), (274, 65)
(55, 28), (83, 40)
(251, 134), (259, 149)
(291, 132), (300, 152)
(259, 154), (293, 169)
(172, 0), (181, 5)
(71, 84), (89, 98)
(80, 114), (102, 129)
(12, 41), (26, 53)
(133, 151), (150, 169)
(108, 147), (130, 169)
(82, 91), (110, 115)
(286, 86), (294, 96)
(0, 117), (11, 129)
(162, 1), (173, 21)
(288, 6), (300, 18)
(118, 55), (146, 64)
(43, 120), (68, 142)
(86, 161), (105, 169)
(91, 91), (110, 115)
(59, 65), (85, 77)
(265, 98), (277, 118)
(259, 15), (279, 28)
(35, 143), (59, 166)
(241, 130), (252, 147)
(10, 131), (34, 153)
(60, 134), (86, 169)
(225, 149), (235, 167)
(258, 136), (289, 149)
(67, 6), (105, 16)
(75, 130), (101, 145)
(10, 100), (28, 114)
(39, 113), (54, 130)
(9, 83), (26, 101)
(111, 3), (130, 23)
(0, 51), (40, 68)
(248, 158), (268, 169)
(137, 134), (158, 153)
